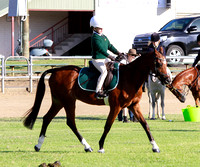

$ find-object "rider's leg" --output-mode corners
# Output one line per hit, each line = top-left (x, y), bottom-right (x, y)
(92, 59), (109, 97)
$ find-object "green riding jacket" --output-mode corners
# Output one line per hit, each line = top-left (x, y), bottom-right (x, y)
(91, 33), (119, 59)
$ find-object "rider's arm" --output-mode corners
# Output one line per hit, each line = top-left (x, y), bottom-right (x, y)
(106, 36), (120, 55)
(192, 50), (200, 67)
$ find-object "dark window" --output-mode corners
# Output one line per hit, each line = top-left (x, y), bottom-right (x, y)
(190, 19), (200, 32)
(160, 18), (193, 31)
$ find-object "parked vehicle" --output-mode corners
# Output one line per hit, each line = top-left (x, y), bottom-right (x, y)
(15, 39), (53, 57)
(133, 16), (200, 63)
(30, 39), (53, 57)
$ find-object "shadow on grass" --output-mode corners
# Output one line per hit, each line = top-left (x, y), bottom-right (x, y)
(0, 150), (70, 153)
(75, 116), (107, 121)
(169, 129), (200, 132)
(36, 116), (107, 121)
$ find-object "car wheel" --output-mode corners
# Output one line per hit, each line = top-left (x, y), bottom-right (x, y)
(166, 45), (184, 65)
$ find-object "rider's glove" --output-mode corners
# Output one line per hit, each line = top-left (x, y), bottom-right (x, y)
(107, 55), (116, 61)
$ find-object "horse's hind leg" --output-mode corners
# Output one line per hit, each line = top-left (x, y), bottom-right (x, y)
(64, 99), (93, 152)
(129, 103), (160, 153)
(160, 91), (166, 120)
(35, 100), (63, 152)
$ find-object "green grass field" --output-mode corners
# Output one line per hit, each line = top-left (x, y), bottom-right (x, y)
(0, 115), (200, 167)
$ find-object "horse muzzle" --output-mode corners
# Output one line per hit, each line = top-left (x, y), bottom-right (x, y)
(160, 76), (171, 85)
(177, 92), (186, 103)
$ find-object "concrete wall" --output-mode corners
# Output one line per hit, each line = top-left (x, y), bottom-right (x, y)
(0, 11), (67, 56)
(0, 15), (19, 56)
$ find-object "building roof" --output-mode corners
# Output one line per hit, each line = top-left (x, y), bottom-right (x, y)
(29, 0), (94, 11)
(0, 0), (9, 17)
(1, 0), (94, 17)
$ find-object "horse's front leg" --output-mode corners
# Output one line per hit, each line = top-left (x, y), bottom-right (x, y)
(196, 98), (200, 107)
(151, 94), (156, 120)
(98, 106), (120, 153)
(129, 103), (160, 153)
(194, 91), (200, 107)
(156, 95), (161, 119)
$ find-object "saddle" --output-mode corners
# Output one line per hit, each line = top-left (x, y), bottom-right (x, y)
(78, 61), (120, 93)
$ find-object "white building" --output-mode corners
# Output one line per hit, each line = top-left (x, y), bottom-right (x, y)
(0, 0), (200, 57)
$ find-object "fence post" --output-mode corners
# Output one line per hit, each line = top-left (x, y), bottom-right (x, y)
(84, 59), (87, 67)
(29, 56), (33, 93)
(1, 56), (5, 93)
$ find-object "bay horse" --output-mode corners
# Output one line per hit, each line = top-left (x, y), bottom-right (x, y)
(23, 49), (171, 153)
(167, 65), (200, 106)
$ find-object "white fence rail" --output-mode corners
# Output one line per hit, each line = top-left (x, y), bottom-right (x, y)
(0, 56), (92, 93)
(0, 55), (196, 93)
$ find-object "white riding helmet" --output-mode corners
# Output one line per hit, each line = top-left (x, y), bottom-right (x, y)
(90, 16), (103, 29)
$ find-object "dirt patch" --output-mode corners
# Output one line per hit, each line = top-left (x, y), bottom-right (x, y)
(0, 81), (195, 118)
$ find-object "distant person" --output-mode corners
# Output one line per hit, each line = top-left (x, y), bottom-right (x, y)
(192, 34), (200, 67)
(148, 32), (165, 55)
(142, 32), (166, 92)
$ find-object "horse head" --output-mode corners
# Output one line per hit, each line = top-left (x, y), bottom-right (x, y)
(151, 49), (171, 85)
(166, 84), (186, 103)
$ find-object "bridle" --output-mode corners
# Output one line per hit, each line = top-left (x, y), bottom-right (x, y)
(167, 66), (200, 102)
(153, 56), (168, 80)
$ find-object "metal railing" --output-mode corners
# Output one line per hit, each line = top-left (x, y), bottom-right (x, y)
(0, 56), (92, 93)
(0, 55), (196, 93)
(0, 55), (5, 93)
(29, 17), (69, 53)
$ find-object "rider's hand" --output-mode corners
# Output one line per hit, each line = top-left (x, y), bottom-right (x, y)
(107, 55), (116, 61)
(115, 53), (125, 62)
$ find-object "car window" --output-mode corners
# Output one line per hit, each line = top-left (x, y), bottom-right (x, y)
(160, 18), (193, 31)
(190, 19), (200, 32)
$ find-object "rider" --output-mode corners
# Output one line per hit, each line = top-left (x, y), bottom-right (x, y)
(143, 32), (164, 92)
(143, 32), (166, 92)
(148, 32), (165, 55)
(90, 15), (122, 98)
(192, 34), (200, 67)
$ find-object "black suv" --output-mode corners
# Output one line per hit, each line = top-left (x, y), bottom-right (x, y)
(133, 16), (200, 63)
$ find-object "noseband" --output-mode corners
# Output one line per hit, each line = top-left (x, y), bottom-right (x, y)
(168, 85), (186, 102)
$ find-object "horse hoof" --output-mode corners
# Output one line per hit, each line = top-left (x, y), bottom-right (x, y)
(85, 147), (93, 152)
(34, 145), (40, 152)
(98, 149), (105, 153)
(152, 148), (160, 153)
(85, 148), (93, 152)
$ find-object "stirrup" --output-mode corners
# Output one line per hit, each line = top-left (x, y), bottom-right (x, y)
(95, 91), (107, 99)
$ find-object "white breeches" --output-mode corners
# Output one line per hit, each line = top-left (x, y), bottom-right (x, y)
(92, 58), (110, 92)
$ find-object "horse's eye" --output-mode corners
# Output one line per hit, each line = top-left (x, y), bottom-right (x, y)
(155, 62), (162, 68)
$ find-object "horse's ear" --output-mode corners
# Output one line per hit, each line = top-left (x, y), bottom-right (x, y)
(159, 47), (164, 55)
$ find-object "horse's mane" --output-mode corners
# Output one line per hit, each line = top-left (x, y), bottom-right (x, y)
(173, 67), (195, 81)
(123, 51), (154, 69)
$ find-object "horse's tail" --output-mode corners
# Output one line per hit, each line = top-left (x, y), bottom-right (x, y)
(23, 69), (55, 129)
